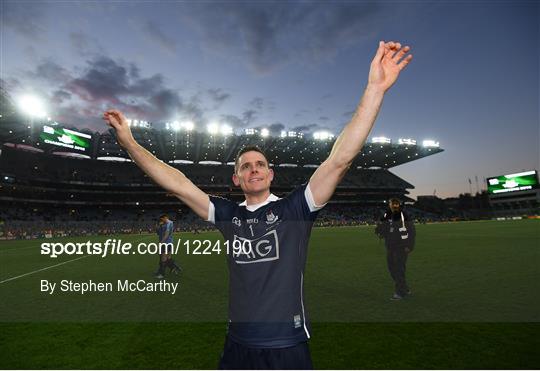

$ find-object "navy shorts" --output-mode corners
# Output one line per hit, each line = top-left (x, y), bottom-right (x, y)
(218, 336), (313, 370)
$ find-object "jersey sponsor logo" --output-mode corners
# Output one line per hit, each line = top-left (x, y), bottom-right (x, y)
(246, 218), (259, 224)
(294, 314), (302, 328)
(265, 209), (278, 224)
(232, 229), (279, 264)
(232, 217), (242, 227)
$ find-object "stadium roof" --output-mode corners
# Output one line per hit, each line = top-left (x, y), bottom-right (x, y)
(0, 118), (443, 169)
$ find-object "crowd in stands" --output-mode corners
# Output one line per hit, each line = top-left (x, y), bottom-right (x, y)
(0, 201), (453, 240)
(3, 145), (517, 241)
(0, 203), (396, 240)
(0, 205), (212, 239)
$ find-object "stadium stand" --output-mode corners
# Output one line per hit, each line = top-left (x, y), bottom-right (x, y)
(0, 98), (447, 239)
(0, 143), (426, 239)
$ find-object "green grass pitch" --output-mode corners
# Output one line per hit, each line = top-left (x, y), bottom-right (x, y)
(0, 220), (539, 368)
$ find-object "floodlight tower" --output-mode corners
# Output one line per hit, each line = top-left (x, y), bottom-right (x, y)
(17, 95), (47, 120)
(17, 95), (48, 139)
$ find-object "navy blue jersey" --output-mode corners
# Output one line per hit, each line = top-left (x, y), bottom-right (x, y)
(208, 183), (323, 348)
(157, 220), (174, 244)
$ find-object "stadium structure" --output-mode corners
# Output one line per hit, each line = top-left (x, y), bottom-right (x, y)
(0, 92), (443, 239)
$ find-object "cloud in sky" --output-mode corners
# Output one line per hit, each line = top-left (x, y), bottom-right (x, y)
(291, 123), (331, 135)
(10, 55), (284, 131)
(2, 1), (47, 39)
(3, 1), (386, 132)
(178, 1), (381, 73)
(9, 56), (207, 129)
(142, 21), (177, 53)
(207, 88), (231, 109)
(69, 32), (105, 57)
(217, 97), (272, 130)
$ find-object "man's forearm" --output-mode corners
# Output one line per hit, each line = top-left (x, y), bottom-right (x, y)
(329, 85), (385, 167)
(124, 141), (190, 196)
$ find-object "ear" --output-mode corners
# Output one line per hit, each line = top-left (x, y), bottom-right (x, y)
(232, 173), (240, 187)
(268, 168), (274, 183)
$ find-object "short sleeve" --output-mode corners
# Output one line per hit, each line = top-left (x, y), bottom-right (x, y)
(207, 195), (237, 228)
(284, 183), (325, 221)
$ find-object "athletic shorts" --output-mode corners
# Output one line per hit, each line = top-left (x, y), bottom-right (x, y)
(218, 335), (313, 370)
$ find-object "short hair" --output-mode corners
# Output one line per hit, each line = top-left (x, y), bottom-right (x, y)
(159, 214), (168, 219)
(234, 145), (269, 173)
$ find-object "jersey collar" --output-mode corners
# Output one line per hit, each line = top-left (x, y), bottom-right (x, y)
(240, 193), (279, 212)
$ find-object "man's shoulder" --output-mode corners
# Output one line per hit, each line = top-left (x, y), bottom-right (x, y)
(210, 194), (238, 208)
(280, 183), (308, 205)
(209, 194), (239, 222)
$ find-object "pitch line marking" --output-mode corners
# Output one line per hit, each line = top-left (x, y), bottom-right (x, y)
(0, 255), (91, 284)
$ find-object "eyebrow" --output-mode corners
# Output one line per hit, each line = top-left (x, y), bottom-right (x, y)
(241, 160), (267, 168)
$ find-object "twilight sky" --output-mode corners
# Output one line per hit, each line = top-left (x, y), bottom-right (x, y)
(1, 0), (538, 199)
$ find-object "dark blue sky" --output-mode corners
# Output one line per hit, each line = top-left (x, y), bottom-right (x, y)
(2, 1), (538, 198)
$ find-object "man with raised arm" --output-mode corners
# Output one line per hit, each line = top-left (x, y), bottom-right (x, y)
(103, 41), (412, 369)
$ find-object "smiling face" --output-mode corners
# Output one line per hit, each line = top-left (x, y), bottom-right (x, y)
(233, 150), (274, 196)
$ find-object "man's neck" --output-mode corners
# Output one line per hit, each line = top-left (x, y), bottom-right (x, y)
(244, 190), (272, 206)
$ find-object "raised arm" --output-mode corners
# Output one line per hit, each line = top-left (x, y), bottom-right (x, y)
(309, 41), (413, 206)
(103, 110), (210, 220)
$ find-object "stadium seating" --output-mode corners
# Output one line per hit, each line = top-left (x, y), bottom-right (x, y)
(0, 145), (418, 239)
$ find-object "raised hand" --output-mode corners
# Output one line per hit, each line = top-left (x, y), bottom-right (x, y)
(102, 109), (136, 149)
(368, 41), (413, 93)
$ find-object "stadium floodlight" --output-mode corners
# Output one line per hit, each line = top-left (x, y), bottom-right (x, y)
(171, 121), (181, 131)
(207, 122), (219, 135)
(313, 131), (333, 140)
(398, 138), (416, 145)
(220, 124), (233, 136)
(245, 128), (255, 135)
(287, 131), (297, 138)
(422, 140), (440, 148)
(372, 136), (391, 144)
(182, 121), (194, 131)
(261, 128), (269, 137)
(280, 130), (287, 138)
(17, 95), (47, 118)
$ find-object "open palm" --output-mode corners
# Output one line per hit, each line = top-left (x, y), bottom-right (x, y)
(102, 109), (135, 149)
(369, 41), (412, 92)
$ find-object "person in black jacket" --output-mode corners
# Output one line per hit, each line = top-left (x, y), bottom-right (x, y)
(375, 198), (416, 300)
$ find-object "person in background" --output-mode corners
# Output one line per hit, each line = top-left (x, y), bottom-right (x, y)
(375, 198), (416, 300)
(155, 214), (181, 279)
